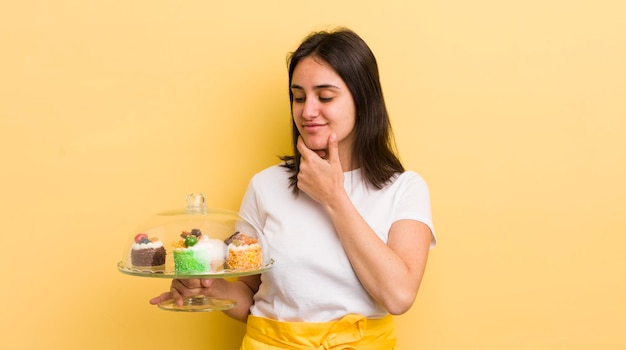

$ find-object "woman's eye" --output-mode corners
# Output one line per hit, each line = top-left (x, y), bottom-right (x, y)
(319, 96), (333, 102)
(293, 96), (305, 103)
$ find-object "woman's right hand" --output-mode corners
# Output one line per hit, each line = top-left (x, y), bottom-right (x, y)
(149, 278), (216, 307)
(148, 275), (260, 322)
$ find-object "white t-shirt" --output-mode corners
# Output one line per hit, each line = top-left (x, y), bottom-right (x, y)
(238, 164), (436, 322)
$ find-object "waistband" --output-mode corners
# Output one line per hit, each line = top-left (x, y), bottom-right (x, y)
(242, 314), (397, 350)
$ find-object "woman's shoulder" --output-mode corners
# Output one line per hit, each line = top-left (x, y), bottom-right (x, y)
(396, 170), (426, 182)
(392, 170), (429, 189)
(251, 162), (291, 183)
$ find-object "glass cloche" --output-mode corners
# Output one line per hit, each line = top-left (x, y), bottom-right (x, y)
(117, 193), (273, 311)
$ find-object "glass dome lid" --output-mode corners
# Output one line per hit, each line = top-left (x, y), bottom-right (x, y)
(118, 193), (273, 280)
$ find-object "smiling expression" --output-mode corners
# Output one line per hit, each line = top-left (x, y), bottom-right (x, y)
(291, 56), (357, 161)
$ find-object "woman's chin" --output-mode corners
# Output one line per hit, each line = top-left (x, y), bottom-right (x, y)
(307, 143), (327, 152)
(302, 136), (328, 151)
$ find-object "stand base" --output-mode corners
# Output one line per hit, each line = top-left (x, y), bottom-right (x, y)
(158, 296), (236, 312)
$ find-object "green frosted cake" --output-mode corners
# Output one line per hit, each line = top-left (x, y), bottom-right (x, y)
(173, 249), (205, 272)
(172, 228), (227, 274)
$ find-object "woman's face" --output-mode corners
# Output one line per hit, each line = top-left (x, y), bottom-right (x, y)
(291, 56), (356, 156)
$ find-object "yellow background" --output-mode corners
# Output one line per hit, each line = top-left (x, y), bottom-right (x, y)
(1, 1), (624, 349)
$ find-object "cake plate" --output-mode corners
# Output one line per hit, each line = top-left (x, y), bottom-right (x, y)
(117, 193), (273, 312)
(117, 259), (274, 312)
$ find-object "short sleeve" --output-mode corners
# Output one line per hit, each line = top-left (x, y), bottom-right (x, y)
(393, 171), (437, 248)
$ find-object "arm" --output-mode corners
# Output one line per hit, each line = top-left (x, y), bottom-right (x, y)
(149, 274), (261, 322)
(297, 135), (432, 314)
(324, 196), (431, 314)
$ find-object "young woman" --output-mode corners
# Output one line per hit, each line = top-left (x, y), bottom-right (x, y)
(150, 27), (436, 349)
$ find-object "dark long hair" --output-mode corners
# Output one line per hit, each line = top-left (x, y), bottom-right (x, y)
(281, 28), (404, 193)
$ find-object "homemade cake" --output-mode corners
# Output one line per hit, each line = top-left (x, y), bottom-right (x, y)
(224, 232), (263, 270)
(130, 233), (166, 267)
(173, 229), (226, 273)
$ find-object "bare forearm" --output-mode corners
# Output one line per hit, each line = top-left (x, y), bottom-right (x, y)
(216, 280), (255, 322)
(325, 194), (430, 314)
(212, 276), (259, 322)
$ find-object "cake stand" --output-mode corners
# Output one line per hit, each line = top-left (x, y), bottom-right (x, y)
(117, 193), (273, 312)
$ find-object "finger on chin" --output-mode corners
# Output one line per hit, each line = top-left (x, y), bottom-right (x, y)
(314, 150), (327, 159)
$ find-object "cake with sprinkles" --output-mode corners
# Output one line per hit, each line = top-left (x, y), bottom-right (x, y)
(224, 232), (263, 270)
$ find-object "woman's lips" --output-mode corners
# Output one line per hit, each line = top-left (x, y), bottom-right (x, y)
(302, 123), (326, 132)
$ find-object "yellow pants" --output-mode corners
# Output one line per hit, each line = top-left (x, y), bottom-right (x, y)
(240, 314), (398, 350)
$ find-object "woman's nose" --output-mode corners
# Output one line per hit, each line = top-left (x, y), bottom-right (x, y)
(302, 99), (319, 119)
